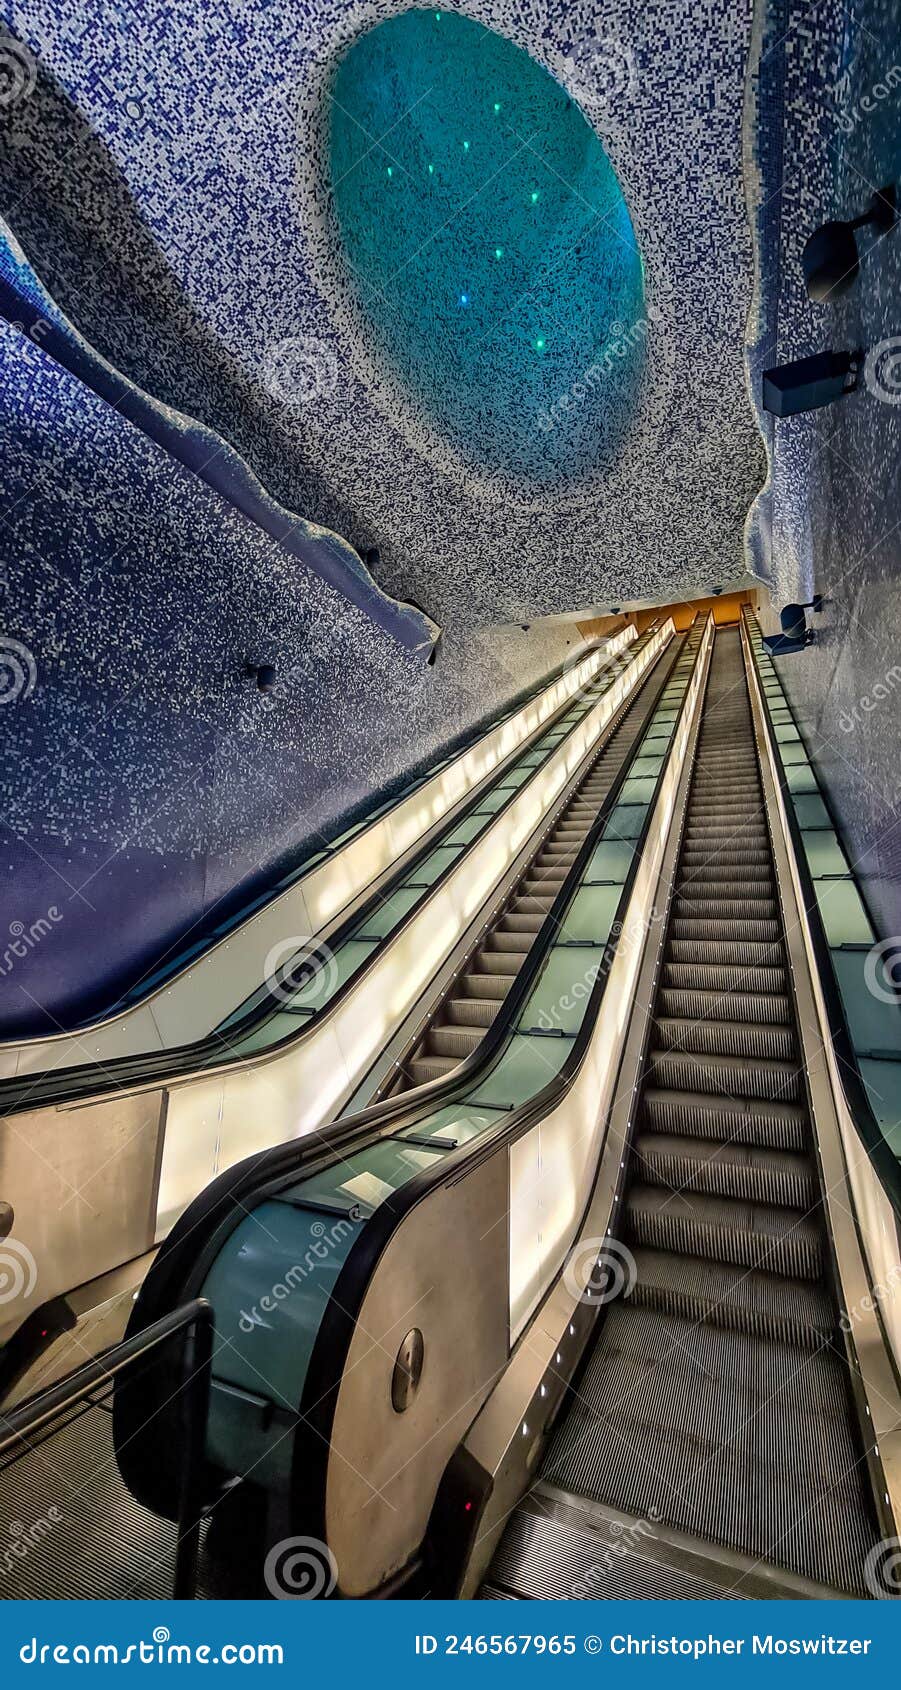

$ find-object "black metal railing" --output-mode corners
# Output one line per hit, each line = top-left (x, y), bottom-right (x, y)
(0, 1298), (213, 1599)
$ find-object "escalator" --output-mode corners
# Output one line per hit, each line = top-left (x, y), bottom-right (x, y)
(484, 628), (882, 1600)
(0, 623), (672, 1384)
(391, 636), (687, 1092)
(3, 621), (897, 1606)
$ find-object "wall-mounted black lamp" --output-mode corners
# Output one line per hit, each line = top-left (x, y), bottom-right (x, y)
(245, 660), (277, 693)
(802, 184), (897, 302)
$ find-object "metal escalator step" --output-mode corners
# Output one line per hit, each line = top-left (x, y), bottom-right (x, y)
(484, 1504), (745, 1602)
(542, 1304), (877, 1594)
(632, 1132), (817, 1209)
(627, 1248), (834, 1345)
(428, 1024), (484, 1059)
(676, 882), (774, 903)
(664, 960), (785, 995)
(666, 937), (783, 967)
(461, 972), (514, 1000)
(406, 1053), (459, 1086)
(653, 1015), (795, 1061)
(500, 913), (545, 934)
(680, 849), (771, 867)
(513, 896), (555, 914)
(445, 997), (497, 1028)
(622, 1257), (831, 1345)
(648, 1046), (801, 1102)
(486, 932), (533, 954)
(669, 918), (780, 942)
(673, 898), (775, 920)
(473, 950), (521, 976)
(641, 1088), (807, 1150)
(624, 1184), (822, 1279)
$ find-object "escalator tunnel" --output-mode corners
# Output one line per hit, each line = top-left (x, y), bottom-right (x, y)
(2, 617), (900, 1603)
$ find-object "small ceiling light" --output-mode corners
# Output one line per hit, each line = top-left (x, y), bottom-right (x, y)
(535, 336), (546, 352)
(463, 139), (470, 151)
(530, 190), (540, 204)
(494, 245), (504, 259)
(493, 101), (501, 114)
(459, 291), (470, 307)
(386, 166), (393, 178)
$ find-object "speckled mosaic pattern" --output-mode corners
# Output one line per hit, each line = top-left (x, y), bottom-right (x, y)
(746, 0), (901, 944)
(0, 0), (765, 1035)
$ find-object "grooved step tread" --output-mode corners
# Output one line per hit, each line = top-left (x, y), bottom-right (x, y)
(541, 1305), (878, 1595)
(625, 1184), (823, 1279)
(627, 1247), (834, 1345)
(632, 1132), (818, 1209)
(641, 1087), (807, 1150)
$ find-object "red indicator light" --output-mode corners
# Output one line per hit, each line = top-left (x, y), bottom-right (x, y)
(464, 1501), (472, 1512)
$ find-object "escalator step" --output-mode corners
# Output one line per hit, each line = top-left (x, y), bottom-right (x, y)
(626, 1248), (834, 1345)
(461, 972), (514, 1000)
(647, 1048), (801, 1103)
(501, 913), (545, 934)
(486, 932), (533, 954)
(542, 1304), (875, 1595)
(666, 937), (783, 967)
(624, 1184), (822, 1279)
(632, 1132), (817, 1209)
(653, 1015), (795, 1061)
(652, 986), (787, 1020)
(474, 951), (521, 976)
(445, 998), (498, 1028)
(641, 1088), (807, 1150)
(673, 898), (775, 920)
(669, 918), (780, 942)
(664, 960), (786, 995)
(428, 1025), (484, 1059)
(406, 1054), (458, 1085)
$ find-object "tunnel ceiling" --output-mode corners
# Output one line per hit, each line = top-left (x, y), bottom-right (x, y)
(1, 0), (765, 630)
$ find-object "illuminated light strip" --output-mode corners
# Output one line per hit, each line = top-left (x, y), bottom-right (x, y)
(3, 627), (636, 1083)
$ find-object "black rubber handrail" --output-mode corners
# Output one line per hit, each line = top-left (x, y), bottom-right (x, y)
(113, 623), (702, 1521)
(1, 1299), (213, 1599)
(0, 628), (664, 1119)
(743, 609), (901, 1225)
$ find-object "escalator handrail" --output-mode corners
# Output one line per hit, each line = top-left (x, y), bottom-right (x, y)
(742, 608), (901, 1225)
(0, 628), (664, 1119)
(114, 621), (706, 1518)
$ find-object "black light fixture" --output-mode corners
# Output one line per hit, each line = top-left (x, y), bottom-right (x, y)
(802, 184), (897, 302)
(245, 660), (277, 693)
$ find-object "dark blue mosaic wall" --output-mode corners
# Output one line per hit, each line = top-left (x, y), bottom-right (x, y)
(0, 0), (766, 1036)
